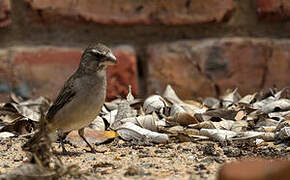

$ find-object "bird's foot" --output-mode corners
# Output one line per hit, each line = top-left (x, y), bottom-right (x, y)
(84, 146), (97, 153)
(61, 148), (69, 155)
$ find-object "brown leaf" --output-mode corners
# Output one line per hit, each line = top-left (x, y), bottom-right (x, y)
(167, 112), (199, 126)
(66, 128), (117, 145)
(234, 111), (246, 121)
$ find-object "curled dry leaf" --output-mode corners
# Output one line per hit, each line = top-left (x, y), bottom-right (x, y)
(183, 128), (200, 136)
(184, 100), (208, 113)
(256, 118), (279, 127)
(143, 95), (167, 114)
(238, 93), (257, 104)
(163, 85), (207, 115)
(233, 131), (275, 141)
(212, 120), (235, 130)
(126, 85), (135, 103)
(103, 102), (118, 111)
(163, 85), (183, 104)
(231, 120), (248, 132)
(111, 100), (137, 130)
(256, 126), (277, 133)
(203, 97), (220, 109)
(0, 131), (15, 138)
(170, 104), (185, 116)
(276, 127), (290, 140)
(89, 116), (105, 130)
(188, 121), (216, 129)
(268, 110), (290, 118)
(165, 125), (184, 134)
(252, 90), (282, 110)
(167, 112), (199, 126)
(10, 97), (50, 122)
(116, 122), (168, 143)
(102, 109), (118, 126)
(120, 114), (159, 132)
(199, 128), (237, 143)
(200, 109), (238, 121)
(275, 120), (290, 132)
(221, 88), (241, 108)
(256, 99), (290, 114)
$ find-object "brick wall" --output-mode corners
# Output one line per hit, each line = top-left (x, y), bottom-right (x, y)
(0, 0), (290, 101)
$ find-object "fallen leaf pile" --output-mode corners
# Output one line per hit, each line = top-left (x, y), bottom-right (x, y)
(90, 85), (289, 147)
(0, 85), (289, 179)
(1, 85), (289, 146)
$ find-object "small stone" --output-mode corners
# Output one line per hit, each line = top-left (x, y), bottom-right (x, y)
(86, 156), (96, 161)
(188, 155), (195, 160)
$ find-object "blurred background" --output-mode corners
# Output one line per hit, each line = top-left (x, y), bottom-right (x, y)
(0, 0), (290, 102)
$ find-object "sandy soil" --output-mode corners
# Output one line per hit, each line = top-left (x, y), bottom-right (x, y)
(0, 136), (289, 180)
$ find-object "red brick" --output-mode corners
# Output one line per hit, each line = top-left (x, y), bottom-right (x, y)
(218, 159), (290, 180)
(265, 41), (290, 88)
(146, 38), (290, 99)
(7, 46), (137, 101)
(12, 47), (81, 100)
(257, 0), (290, 21)
(107, 46), (138, 100)
(0, 0), (11, 27)
(147, 42), (216, 99)
(25, 0), (234, 25)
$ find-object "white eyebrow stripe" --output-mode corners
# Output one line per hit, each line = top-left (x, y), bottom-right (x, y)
(91, 49), (99, 53)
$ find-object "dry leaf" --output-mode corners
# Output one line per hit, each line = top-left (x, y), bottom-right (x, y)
(143, 95), (167, 114)
(66, 128), (116, 145)
(167, 112), (199, 126)
(116, 122), (168, 143)
(103, 130), (119, 139)
(234, 111), (246, 121)
(120, 114), (159, 132)
(200, 129), (237, 143)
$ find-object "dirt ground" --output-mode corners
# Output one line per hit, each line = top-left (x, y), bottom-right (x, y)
(0, 136), (289, 180)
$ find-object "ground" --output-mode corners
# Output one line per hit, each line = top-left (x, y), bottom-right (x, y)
(0, 136), (289, 179)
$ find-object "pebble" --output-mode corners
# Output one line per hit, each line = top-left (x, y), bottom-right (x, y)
(86, 156), (95, 161)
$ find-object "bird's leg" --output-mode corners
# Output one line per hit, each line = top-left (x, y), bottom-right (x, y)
(78, 128), (96, 153)
(57, 129), (69, 155)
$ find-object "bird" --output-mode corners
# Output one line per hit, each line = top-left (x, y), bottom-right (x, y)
(23, 43), (117, 153)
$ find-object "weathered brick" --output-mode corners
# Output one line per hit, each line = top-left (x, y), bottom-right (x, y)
(147, 42), (216, 99)
(107, 46), (138, 100)
(218, 159), (290, 180)
(265, 40), (290, 88)
(146, 38), (290, 99)
(25, 0), (234, 25)
(1, 46), (137, 101)
(0, 0), (11, 27)
(12, 47), (81, 100)
(257, 0), (290, 21)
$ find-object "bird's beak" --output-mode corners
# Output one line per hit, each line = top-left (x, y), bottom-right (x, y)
(106, 52), (117, 65)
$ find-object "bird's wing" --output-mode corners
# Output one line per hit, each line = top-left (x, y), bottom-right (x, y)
(46, 77), (77, 121)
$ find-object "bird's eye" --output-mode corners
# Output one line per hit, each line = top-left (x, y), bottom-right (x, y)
(94, 53), (105, 58)
(89, 50), (105, 58)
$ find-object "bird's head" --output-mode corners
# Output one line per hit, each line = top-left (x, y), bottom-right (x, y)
(80, 43), (117, 73)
